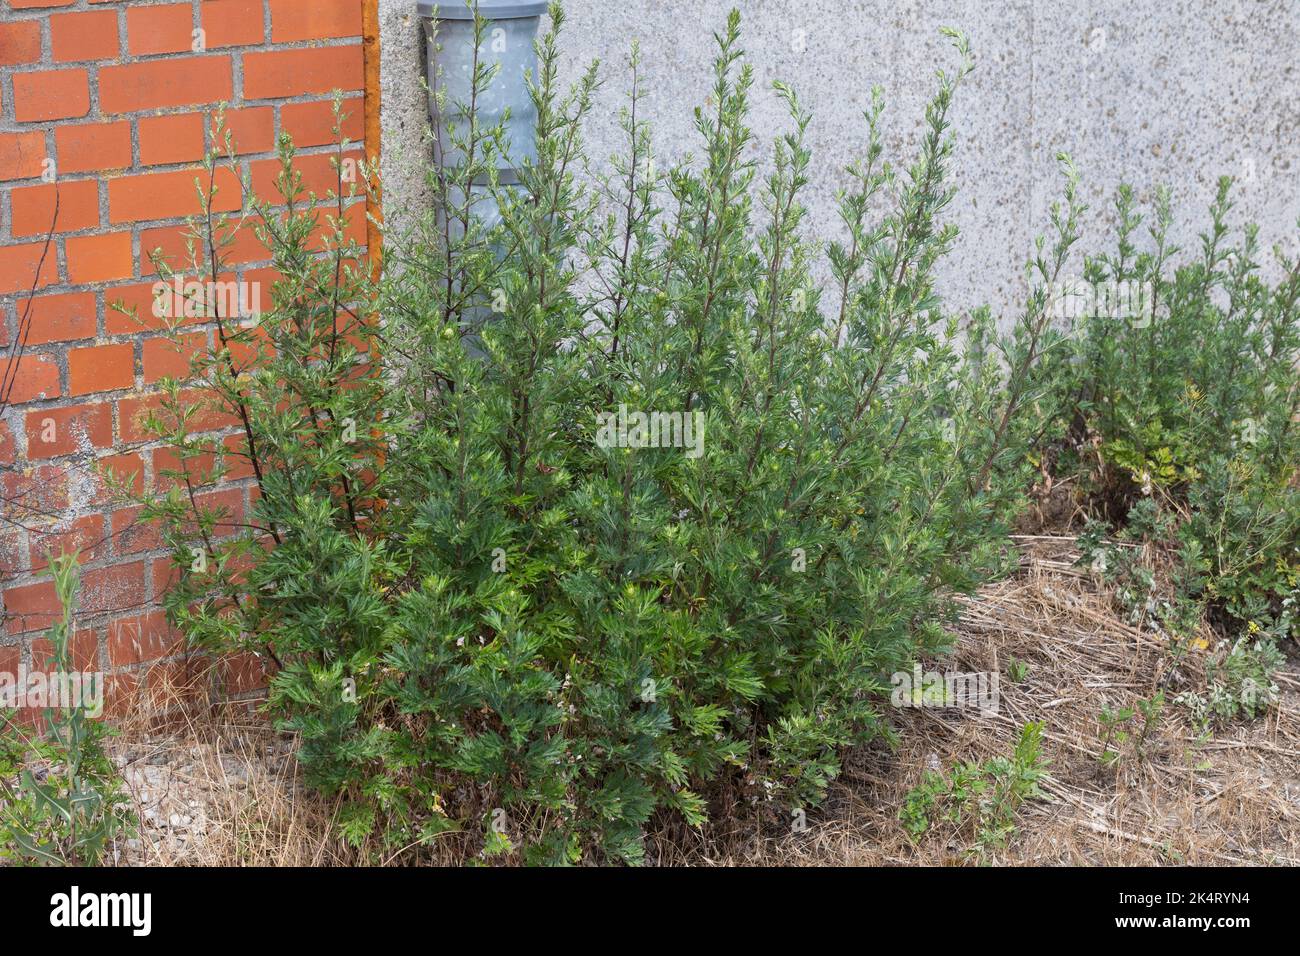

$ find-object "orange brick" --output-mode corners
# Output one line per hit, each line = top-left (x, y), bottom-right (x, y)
(109, 271), (249, 331)
(54, 121), (133, 174)
(4, 355), (60, 403)
(4, 580), (60, 635)
(0, 130), (47, 180)
(195, 486), (245, 532)
(0, 420), (14, 467)
(251, 149), (363, 204)
(12, 69), (90, 122)
(270, 0), (360, 41)
(144, 332), (206, 385)
(224, 320), (268, 371)
(66, 231), (134, 284)
(140, 225), (194, 275)
(108, 166), (241, 223)
(222, 651), (268, 695)
(1, 462), (69, 518)
(24, 406), (113, 466)
(282, 97), (364, 148)
(201, 0), (265, 48)
(8, 0), (76, 8)
(69, 342), (135, 395)
(95, 451), (145, 500)
(127, 3), (195, 56)
(211, 105), (274, 155)
(230, 269), (278, 323)
(115, 391), (174, 444)
(50, 9), (120, 62)
(143, 331), (205, 383)
(31, 626), (100, 670)
(25, 292), (97, 344)
(106, 281), (175, 333)
(152, 446), (218, 490)
(8, 179), (99, 237)
(108, 611), (179, 666)
(221, 433), (256, 480)
(118, 388), (237, 443)
(90, 452), (144, 504)
(138, 113), (206, 166)
(220, 215), (270, 264)
(305, 202), (367, 252)
(150, 555), (179, 602)
(79, 561), (147, 616)
(109, 506), (163, 557)
(0, 20), (42, 66)
(102, 671), (141, 719)
(100, 56), (233, 113)
(29, 514), (106, 569)
(243, 45), (363, 99)
(0, 242), (58, 294)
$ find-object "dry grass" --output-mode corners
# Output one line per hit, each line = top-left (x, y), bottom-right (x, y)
(653, 537), (1300, 866)
(104, 537), (1300, 866)
(110, 676), (362, 867)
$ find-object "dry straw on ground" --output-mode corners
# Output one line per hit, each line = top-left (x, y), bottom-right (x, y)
(110, 681), (359, 867)
(106, 537), (1300, 866)
(655, 537), (1300, 866)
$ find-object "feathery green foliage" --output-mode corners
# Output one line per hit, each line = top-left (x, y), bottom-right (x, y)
(1042, 179), (1300, 648)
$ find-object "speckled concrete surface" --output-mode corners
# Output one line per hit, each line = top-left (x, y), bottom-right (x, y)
(379, 0), (1300, 320)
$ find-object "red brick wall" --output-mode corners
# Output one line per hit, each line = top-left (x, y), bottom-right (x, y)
(0, 0), (373, 711)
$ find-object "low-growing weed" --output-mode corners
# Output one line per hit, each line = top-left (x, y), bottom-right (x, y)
(0, 555), (136, 866)
(900, 721), (1049, 858)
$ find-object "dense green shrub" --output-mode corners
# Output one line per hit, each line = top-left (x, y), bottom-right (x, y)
(133, 7), (1078, 863)
(1043, 180), (1300, 641)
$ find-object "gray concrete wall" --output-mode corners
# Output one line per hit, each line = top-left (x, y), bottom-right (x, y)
(379, 0), (1300, 319)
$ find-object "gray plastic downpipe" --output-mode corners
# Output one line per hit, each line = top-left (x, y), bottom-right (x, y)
(416, 0), (547, 234)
